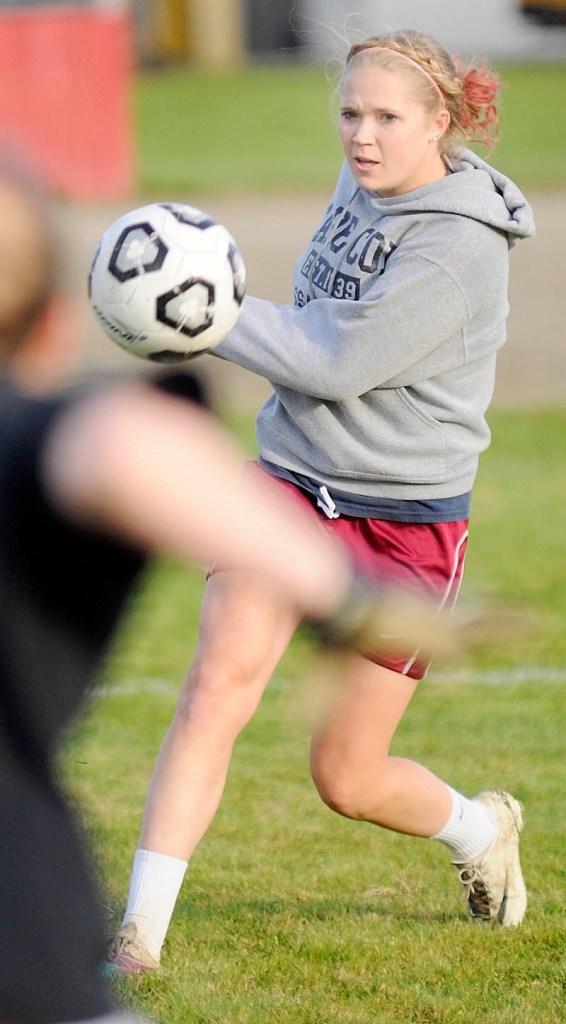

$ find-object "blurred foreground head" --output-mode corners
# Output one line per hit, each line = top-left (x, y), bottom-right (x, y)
(0, 148), (75, 390)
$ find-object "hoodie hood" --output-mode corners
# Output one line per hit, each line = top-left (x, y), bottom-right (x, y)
(364, 147), (535, 247)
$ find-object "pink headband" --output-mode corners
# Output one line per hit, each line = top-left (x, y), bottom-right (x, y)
(358, 46), (446, 108)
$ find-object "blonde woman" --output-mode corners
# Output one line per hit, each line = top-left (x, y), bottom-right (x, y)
(110, 30), (534, 974)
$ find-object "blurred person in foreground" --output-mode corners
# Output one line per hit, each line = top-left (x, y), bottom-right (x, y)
(0, 153), (430, 1023)
(110, 30), (534, 976)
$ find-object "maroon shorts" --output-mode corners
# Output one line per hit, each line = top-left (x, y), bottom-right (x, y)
(212, 466), (469, 681)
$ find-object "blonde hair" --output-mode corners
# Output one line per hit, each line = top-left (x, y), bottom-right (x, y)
(343, 30), (502, 154)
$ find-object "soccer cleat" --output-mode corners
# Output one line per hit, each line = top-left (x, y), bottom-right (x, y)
(453, 789), (527, 926)
(104, 920), (159, 976)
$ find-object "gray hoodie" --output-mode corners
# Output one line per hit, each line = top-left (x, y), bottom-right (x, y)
(215, 149), (534, 509)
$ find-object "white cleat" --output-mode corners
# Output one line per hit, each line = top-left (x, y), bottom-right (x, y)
(453, 789), (527, 927)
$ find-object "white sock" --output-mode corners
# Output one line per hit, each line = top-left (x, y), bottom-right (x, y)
(433, 787), (498, 863)
(123, 849), (188, 961)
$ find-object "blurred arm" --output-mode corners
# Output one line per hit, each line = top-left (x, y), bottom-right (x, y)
(40, 383), (353, 620)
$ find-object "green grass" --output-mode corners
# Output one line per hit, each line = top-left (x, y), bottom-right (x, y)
(496, 64), (566, 186)
(136, 64), (343, 196)
(64, 407), (566, 1024)
(136, 62), (566, 196)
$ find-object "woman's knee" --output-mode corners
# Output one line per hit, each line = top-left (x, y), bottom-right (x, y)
(310, 763), (366, 820)
(310, 749), (390, 821)
(173, 570), (296, 733)
(175, 650), (266, 734)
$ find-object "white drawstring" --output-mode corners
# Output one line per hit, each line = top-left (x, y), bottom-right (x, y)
(316, 485), (340, 520)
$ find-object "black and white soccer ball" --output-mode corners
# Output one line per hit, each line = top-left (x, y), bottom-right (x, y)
(88, 202), (246, 362)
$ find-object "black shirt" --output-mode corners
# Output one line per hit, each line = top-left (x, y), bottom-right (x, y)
(0, 379), (145, 1023)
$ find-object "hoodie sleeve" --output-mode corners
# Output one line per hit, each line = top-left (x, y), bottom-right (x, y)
(214, 248), (469, 401)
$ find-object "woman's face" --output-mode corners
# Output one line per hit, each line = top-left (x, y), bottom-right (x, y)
(339, 64), (448, 197)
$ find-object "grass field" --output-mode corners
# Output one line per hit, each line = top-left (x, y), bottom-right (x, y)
(62, 57), (566, 1024)
(64, 407), (566, 1024)
(136, 62), (566, 196)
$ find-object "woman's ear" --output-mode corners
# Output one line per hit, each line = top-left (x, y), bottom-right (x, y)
(432, 109), (451, 142)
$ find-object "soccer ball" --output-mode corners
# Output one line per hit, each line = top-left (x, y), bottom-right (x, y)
(88, 202), (246, 362)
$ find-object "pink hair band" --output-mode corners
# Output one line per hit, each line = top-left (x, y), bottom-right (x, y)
(361, 46), (446, 108)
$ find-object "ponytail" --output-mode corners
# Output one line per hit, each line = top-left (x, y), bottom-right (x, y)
(456, 60), (503, 150)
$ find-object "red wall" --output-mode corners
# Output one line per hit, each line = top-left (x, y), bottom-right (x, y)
(0, 4), (135, 200)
